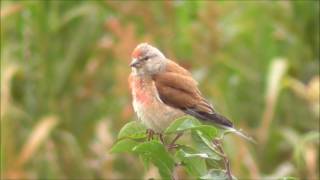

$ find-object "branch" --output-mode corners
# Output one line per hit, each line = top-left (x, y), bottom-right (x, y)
(212, 139), (232, 180)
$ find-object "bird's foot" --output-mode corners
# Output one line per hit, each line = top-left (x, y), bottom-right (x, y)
(166, 132), (183, 150)
(166, 143), (179, 150)
(171, 132), (183, 144)
(146, 130), (166, 145)
(159, 133), (165, 144)
(146, 131), (183, 150)
(146, 129), (155, 141)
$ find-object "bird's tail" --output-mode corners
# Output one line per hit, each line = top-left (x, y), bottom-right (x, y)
(184, 109), (233, 127)
(207, 113), (256, 143)
(184, 109), (255, 143)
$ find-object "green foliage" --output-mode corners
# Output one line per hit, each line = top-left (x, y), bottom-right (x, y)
(133, 141), (175, 179)
(1, 1), (318, 179)
(278, 177), (298, 180)
(175, 149), (207, 176)
(200, 169), (237, 180)
(118, 121), (146, 139)
(111, 116), (234, 179)
(165, 116), (201, 133)
(110, 139), (139, 153)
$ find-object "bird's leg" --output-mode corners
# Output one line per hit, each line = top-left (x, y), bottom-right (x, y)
(167, 132), (183, 150)
(171, 132), (183, 144)
(146, 129), (155, 141)
(159, 133), (165, 144)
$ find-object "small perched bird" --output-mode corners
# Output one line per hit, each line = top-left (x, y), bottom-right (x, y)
(129, 43), (250, 142)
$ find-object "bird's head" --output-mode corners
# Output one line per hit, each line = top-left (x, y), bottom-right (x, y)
(130, 43), (167, 75)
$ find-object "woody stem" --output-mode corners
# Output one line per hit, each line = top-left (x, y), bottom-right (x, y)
(212, 139), (232, 180)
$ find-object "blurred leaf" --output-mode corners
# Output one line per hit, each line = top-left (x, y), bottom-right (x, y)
(1, 63), (19, 118)
(200, 169), (237, 180)
(302, 131), (319, 143)
(133, 141), (174, 179)
(259, 58), (288, 144)
(110, 139), (139, 153)
(278, 177), (298, 180)
(264, 162), (294, 180)
(0, 3), (23, 19)
(266, 58), (288, 101)
(17, 115), (58, 167)
(281, 128), (300, 146)
(295, 131), (319, 166)
(118, 121), (146, 139)
(58, 3), (98, 31)
(55, 131), (92, 178)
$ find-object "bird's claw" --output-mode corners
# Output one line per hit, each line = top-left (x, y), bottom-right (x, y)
(146, 129), (155, 141)
(166, 143), (179, 150)
(166, 133), (183, 150)
(146, 130), (182, 150)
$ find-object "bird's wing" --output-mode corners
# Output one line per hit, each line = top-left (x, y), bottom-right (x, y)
(164, 59), (193, 77)
(152, 70), (233, 127)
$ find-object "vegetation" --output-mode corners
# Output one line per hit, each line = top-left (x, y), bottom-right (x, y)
(112, 116), (247, 179)
(1, 1), (319, 179)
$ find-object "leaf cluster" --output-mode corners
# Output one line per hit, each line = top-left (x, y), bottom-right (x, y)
(111, 116), (236, 179)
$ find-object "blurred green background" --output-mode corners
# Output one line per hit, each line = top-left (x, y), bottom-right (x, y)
(1, 0), (319, 179)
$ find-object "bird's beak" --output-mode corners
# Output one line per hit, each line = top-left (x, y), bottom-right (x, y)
(130, 58), (140, 68)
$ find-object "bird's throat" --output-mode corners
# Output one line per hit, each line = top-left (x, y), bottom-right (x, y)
(131, 76), (153, 105)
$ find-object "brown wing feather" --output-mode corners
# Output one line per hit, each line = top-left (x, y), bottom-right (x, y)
(155, 84), (197, 108)
(152, 70), (213, 114)
(152, 61), (233, 127)
(153, 73), (200, 95)
(165, 60), (193, 77)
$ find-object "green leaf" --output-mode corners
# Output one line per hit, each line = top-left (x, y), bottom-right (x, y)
(179, 149), (218, 160)
(191, 130), (221, 161)
(164, 116), (219, 139)
(200, 169), (237, 180)
(302, 131), (320, 143)
(133, 141), (175, 179)
(194, 125), (219, 139)
(140, 155), (151, 171)
(118, 121), (147, 139)
(176, 147), (207, 177)
(110, 139), (139, 153)
(165, 116), (201, 134)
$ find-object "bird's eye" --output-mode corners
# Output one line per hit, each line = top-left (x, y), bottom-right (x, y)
(140, 56), (149, 61)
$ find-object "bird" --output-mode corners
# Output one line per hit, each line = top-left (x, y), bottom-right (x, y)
(129, 43), (252, 144)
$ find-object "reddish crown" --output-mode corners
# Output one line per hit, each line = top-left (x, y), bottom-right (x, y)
(131, 48), (140, 59)
(131, 43), (152, 59)
(131, 44), (145, 59)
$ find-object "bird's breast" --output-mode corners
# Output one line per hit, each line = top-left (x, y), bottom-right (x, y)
(131, 77), (153, 105)
(130, 74), (184, 132)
